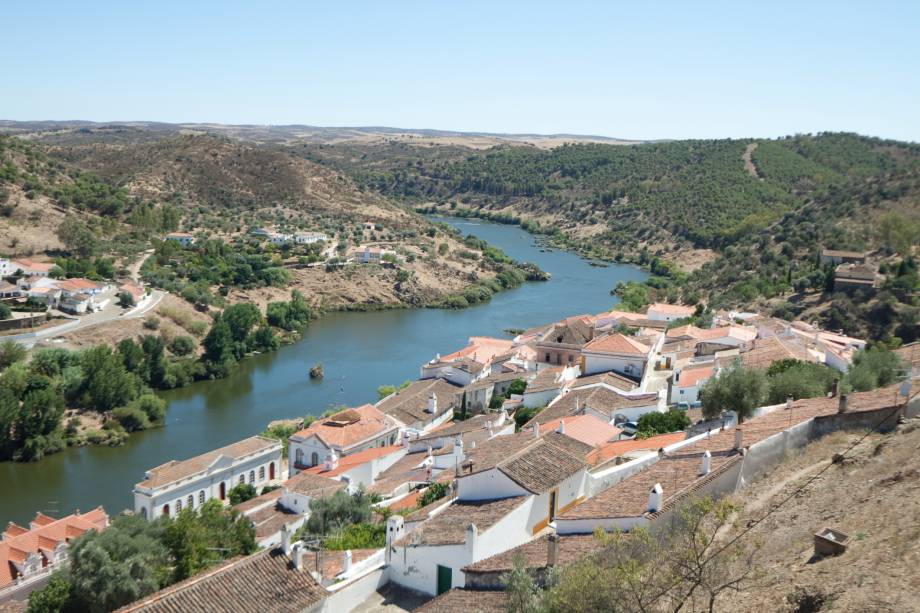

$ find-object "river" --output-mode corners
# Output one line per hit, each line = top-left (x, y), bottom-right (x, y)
(0, 217), (646, 526)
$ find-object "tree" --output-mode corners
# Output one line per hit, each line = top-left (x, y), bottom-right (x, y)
(637, 409), (691, 437)
(0, 302), (11, 320)
(162, 499), (256, 581)
(117, 291), (135, 308)
(844, 347), (906, 392)
(306, 488), (375, 535)
(0, 339), (27, 368)
(56, 216), (98, 259)
(26, 574), (71, 613)
(700, 364), (766, 422)
(222, 303), (261, 345)
(508, 378), (527, 396)
(168, 335), (196, 357)
(766, 361), (836, 403)
(78, 345), (138, 411)
(0, 388), (20, 460)
(113, 405), (150, 432)
(228, 482), (257, 505)
(65, 514), (170, 613)
(504, 554), (548, 613)
(417, 482), (449, 507)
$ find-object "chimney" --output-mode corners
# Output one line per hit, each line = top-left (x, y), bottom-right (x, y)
(657, 447), (666, 458)
(465, 522), (478, 554)
(786, 395), (793, 410)
(342, 549), (352, 575)
(487, 426), (494, 438)
(453, 435), (465, 464)
(532, 422), (540, 439)
(427, 444), (433, 458)
(281, 524), (292, 555)
(733, 428), (743, 451)
(324, 450), (339, 471)
(647, 483), (663, 513)
(838, 393), (848, 414)
(557, 420), (565, 435)
(402, 430), (410, 447)
(547, 533), (559, 568)
(293, 543), (305, 571)
(700, 450), (711, 475)
(498, 408), (508, 425)
(830, 379), (839, 398)
(385, 515), (405, 563)
(427, 392), (437, 414)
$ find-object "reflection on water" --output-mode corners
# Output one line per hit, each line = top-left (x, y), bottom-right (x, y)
(0, 217), (646, 525)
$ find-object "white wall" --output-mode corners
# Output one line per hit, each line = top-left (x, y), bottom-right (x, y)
(583, 353), (647, 378)
(456, 468), (529, 501)
(523, 387), (563, 409)
(670, 383), (702, 405)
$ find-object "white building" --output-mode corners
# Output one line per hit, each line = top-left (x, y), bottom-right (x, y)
(0, 257), (13, 277)
(294, 231), (329, 245)
(133, 436), (282, 521)
(669, 363), (716, 405)
(288, 405), (400, 472)
(165, 232), (196, 248)
(580, 333), (652, 379)
(268, 231), (293, 246)
(645, 302), (696, 322)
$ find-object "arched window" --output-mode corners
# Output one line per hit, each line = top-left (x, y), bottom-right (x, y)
(259, 466), (265, 481)
(187, 495), (194, 509)
(238, 474), (245, 485)
(295, 448), (304, 466)
(176, 499), (183, 513)
(269, 462), (275, 480)
(162, 504), (170, 516)
(249, 470), (255, 484)
(199, 490), (205, 505)
(310, 452), (319, 466)
(219, 482), (226, 500)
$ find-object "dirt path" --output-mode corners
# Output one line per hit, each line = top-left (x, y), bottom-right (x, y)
(742, 142), (762, 180)
(128, 248), (155, 283)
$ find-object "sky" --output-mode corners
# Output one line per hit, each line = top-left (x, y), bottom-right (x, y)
(2, 1), (918, 141)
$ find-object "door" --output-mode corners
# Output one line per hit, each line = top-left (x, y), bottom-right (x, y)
(548, 490), (557, 522)
(436, 565), (452, 595)
(219, 482), (226, 500)
(269, 462), (276, 480)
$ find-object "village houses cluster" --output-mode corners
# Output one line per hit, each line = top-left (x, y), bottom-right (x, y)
(4, 294), (919, 611)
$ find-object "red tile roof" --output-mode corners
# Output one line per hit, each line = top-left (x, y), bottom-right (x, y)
(583, 333), (650, 356)
(647, 303), (696, 317)
(292, 404), (397, 450)
(304, 445), (403, 478)
(539, 414), (623, 447)
(675, 365), (714, 388)
(587, 432), (688, 466)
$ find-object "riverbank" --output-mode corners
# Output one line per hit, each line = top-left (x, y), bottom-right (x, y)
(0, 216), (646, 526)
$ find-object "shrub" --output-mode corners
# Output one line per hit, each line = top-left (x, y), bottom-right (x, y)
(228, 483), (257, 505)
(113, 405), (151, 432)
(143, 317), (160, 330)
(168, 335), (196, 356)
(637, 409), (690, 437)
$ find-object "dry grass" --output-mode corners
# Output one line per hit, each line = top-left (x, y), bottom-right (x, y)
(719, 421), (920, 612)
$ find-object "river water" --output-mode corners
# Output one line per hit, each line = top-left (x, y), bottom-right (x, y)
(0, 217), (646, 525)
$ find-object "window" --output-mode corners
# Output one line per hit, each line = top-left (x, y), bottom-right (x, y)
(295, 448), (304, 466)
(249, 470), (255, 484)
(259, 466), (265, 481)
(176, 499), (182, 513)
(187, 495), (194, 508)
(162, 504), (170, 516)
(199, 490), (205, 505)
(238, 475), (245, 485)
(545, 353), (551, 362)
(310, 452), (319, 466)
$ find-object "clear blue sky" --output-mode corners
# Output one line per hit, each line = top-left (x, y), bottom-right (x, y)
(3, 1), (918, 141)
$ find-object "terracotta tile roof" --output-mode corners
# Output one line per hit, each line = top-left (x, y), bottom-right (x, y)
(561, 385), (906, 522)
(0, 508), (109, 587)
(465, 370), (531, 392)
(458, 431), (589, 493)
(245, 502), (300, 542)
(583, 333), (650, 356)
(232, 488), (283, 514)
(646, 303), (696, 317)
(285, 471), (346, 498)
(415, 415), (496, 442)
(537, 318), (594, 347)
(115, 548), (329, 612)
(304, 445), (403, 478)
(56, 278), (101, 293)
(298, 548), (378, 581)
(396, 496), (527, 546)
(463, 533), (604, 574)
(568, 371), (639, 392)
(12, 259), (54, 273)
(292, 404), (398, 450)
(539, 414), (623, 447)
(524, 386), (657, 429)
(675, 365), (714, 388)
(587, 432), (688, 466)
(376, 378), (462, 426)
(524, 366), (568, 393)
(404, 494), (457, 523)
(137, 436), (280, 490)
(416, 589), (508, 613)
(439, 336), (515, 365)
(740, 336), (814, 370)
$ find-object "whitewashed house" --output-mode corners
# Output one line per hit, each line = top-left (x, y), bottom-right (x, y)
(165, 232), (196, 248)
(580, 333), (652, 379)
(294, 231), (329, 245)
(133, 436), (282, 521)
(645, 302), (696, 322)
(288, 405), (401, 473)
(669, 363), (715, 405)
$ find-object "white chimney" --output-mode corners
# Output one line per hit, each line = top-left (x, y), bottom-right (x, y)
(427, 392), (437, 414)
(402, 430), (410, 447)
(281, 524), (292, 555)
(343, 549), (352, 575)
(453, 435), (464, 464)
(385, 515), (405, 563)
(647, 483), (663, 513)
(532, 422), (540, 439)
(324, 450), (339, 471)
(427, 444), (433, 458)
(465, 522), (478, 554)
(786, 395), (793, 410)
(498, 408), (508, 425)
(547, 533), (559, 567)
(733, 429), (743, 450)
(557, 420), (565, 435)
(700, 450), (711, 475)
(838, 393), (848, 414)
(293, 543), (305, 571)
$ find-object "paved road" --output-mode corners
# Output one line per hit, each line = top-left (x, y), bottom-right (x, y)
(5, 289), (164, 347)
